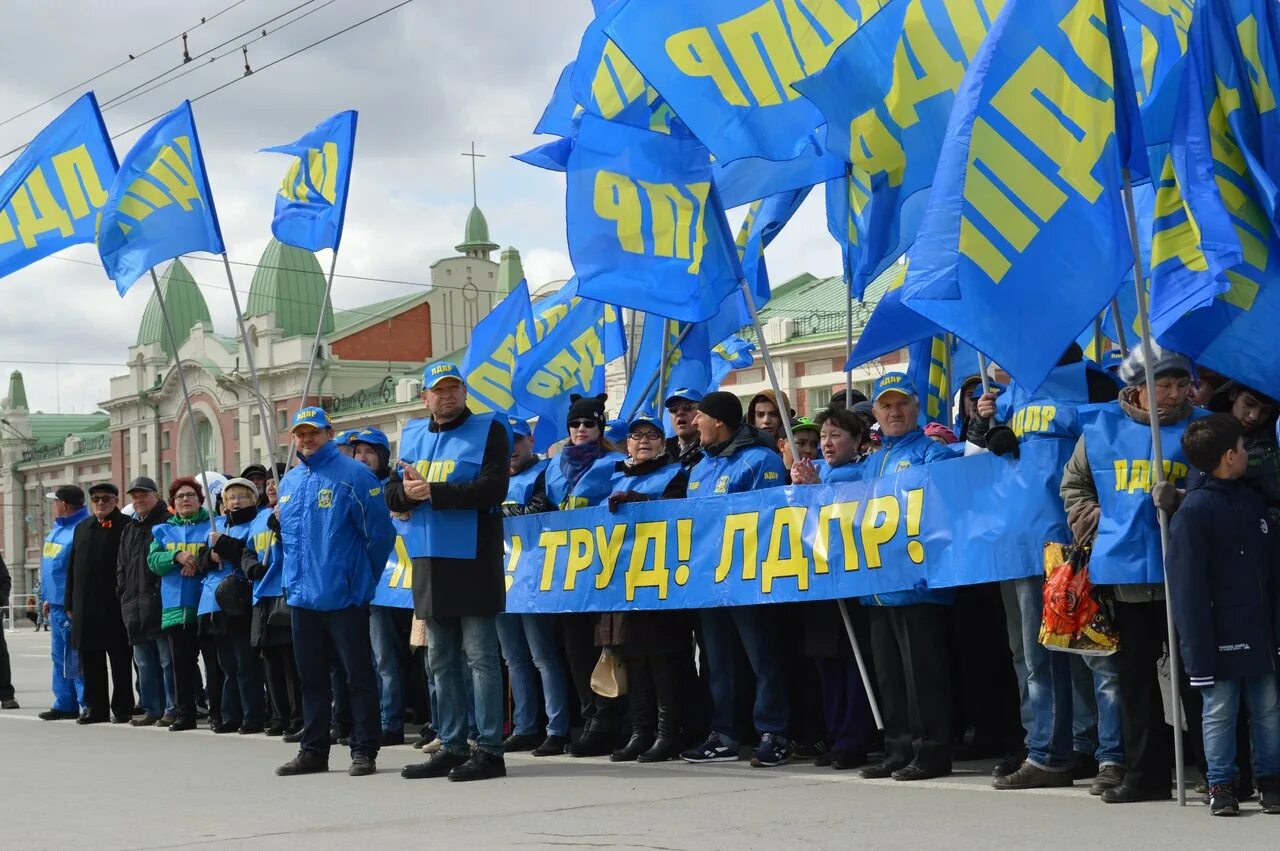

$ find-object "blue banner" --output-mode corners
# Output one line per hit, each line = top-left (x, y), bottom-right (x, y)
(605, 0), (886, 163)
(98, 101), (224, 295)
(0, 92), (117, 279)
(503, 438), (1069, 612)
(568, 113), (743, 322)
(901, 0), (1140, 391)
(261, 110), (357, 253)
(462, 279), (537, 416)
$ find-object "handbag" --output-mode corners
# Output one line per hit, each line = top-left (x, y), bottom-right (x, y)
(410, 616), (428, 648)
(266, 593), (292, 628)
(214, 570), (252, 618)
(590, 649), (627, 698)
(1039, 542), (1119, 655)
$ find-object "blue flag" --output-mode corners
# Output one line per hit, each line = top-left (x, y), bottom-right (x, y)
(620, 316), (714, 419)
(905, 333), (980, 426)
(568, 114), (743, 322)
(797, 0), (1004, 297)
(1117, 0), (1197, 147)
(0, 93), (117, 279)
(261, 110), (357, 253)
(845, 262), (948, 369)
(571, 2), (674, 134)
(98, 101), (224, 295)
(462, 279), (537, 416)
(712, 130), (845, 209)
(710, 334), (756, 387)
(901, 0), (1140, 390)
(513, 136), (574, 173)
(605, 0), (885, 163)
(536, 62), (583, 137)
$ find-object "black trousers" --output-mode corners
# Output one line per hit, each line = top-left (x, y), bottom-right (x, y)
(868, 604), (953, 771)
(291, 606), (381, 759)
(199, 635), (223, 723)
(561, 613), (625, 730)
(167, 625), (201, 723)
(1114, 600), (1174, 792)
(0, 625), (13, 701)
(80, 643), (134, 720)
(261, 643), (303, 730)
(949, 584), (1023, 751)
(623, 650), (686, 737)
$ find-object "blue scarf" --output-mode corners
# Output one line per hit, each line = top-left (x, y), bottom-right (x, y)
(559, 441), (604, 497)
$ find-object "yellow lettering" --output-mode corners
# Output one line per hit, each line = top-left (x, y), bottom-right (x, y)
(860, 495), (899, 569)
(847, 108), (905, 183)
(665, 26), (749, 106)
(9, 168), (74, 248)
(146, 138), (202, 211)
(1127, 458), (1151, 493)
(594, 525), (627, 590)
(388, 536), (413, 589)
(639, 179), (709, 273)
(887, 1), (967, 130)
(715, 512), (759, 583)
(538, 530), (568, 592)
(51, 144), (109, 219)
(1236, 15), (1277, 114)
(593, 40), (648, 118)
(562, 527), (594, 591)
(594, 170), (644, 253)
(814, 501), (860, 574)
(625, 521), (671, 601)
(761, 506), (810, 592)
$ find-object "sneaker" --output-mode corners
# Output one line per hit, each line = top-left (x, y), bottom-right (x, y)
(1089, 765), (1126, 796)
(2, 699), (20, 710)
(992, 761), (1074, 790)
(348, 753), (377, 777)
(1209, 784), (1240, 816)
(531, 734), (569, 757)
(1258, 779), (1280, 814)
(681, 733), (739, 764)
(276, 751), (329, 777)
(448, 750), (507, 782)
(792, 739), (828, 762)
(750, 733), (792, 768)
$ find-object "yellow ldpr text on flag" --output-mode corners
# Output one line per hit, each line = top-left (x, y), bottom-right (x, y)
(279, 142), (339, 204)
(1113, 458), (1189, 493)
(594, 172), (709, 273)
(959, 0), (1116, 283)
(663, 0), (878, 107)
(0, 145), (108, 249)
(110, 136), (204, 236)
(520, 306), (617, 401)
(590, 40), (672, 132)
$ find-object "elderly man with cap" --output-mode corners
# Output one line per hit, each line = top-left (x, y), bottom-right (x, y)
(857, 373), (957, 783)
(273, 406), (396, 778)
(679, 391), (793, 768)
(663, 388), (705, 471)
(65, 482), (132, 723)
(117, 476), (175, 726)
(389, 361), (511, 782)
(1060, 345), (1206, 804)
(38, 485), (89, 720)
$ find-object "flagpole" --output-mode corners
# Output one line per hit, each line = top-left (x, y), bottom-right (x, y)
(655, 318), (673, 416)
(1110, 298), (1130, 357)
(621, 322), (695, 422)
(1121, 169), (1186, 806)
(740, 279), (883, 730)
(624, 309), (638, 383)
(220, 253), (282, 487)
(1093, 316), (1105, 363)
(150, 269), (217, 537)
(290, 248), (340, 470)
(844, 294), (855, 403)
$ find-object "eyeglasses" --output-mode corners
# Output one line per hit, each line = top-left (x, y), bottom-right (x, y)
(173, 492), (199, 501)
(628, 431), (662, 442)
(568, 419), (598, 430)
(90, 495), (116, 503)
(666, 403), (695, 415)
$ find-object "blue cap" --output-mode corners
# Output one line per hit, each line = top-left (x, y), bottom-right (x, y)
(627, 415), (665, 435)
(290, 406), (331, 431)
(871, 373), (918, 402)
(664, 387), (704, 408)
(334, 429), (356, 444)
(423, 361), (464, 389)
(969, 381), (1006, 400)
(350, 427), (389, 450)
(508, 417), (532, 438)
(1103, 348), (1124, 371)
(604, 417), (630, 444)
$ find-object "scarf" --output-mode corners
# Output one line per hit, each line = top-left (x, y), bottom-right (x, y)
(560, 440), (605, 496)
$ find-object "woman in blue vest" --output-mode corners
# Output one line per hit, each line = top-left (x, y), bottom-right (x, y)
(595, 415), (691, 763)
(147, 477), (211, 732)
(791, 406), (877, 771)
(199, 478), (268, 734)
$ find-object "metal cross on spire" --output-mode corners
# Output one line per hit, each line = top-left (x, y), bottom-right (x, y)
(461, 141), (485, 207)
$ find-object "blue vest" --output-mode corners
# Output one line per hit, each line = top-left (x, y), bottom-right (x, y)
(609, 460), (683, 499)
(816, 459), (865, 484)
(398, 411), (495, 559)
(199, 511), (263, 615)
(372, 519), (415, 608)
(153, 521), (207, 611)
(40, 507), (88, 607)
(505, 457), (549, 506)
(995, 362), (1088, 445)
(545, 452), (625, 509)
(247, 511), (283, 605)
(1083, 402), (1208, 584)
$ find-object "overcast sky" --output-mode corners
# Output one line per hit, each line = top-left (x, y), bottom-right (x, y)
(0, 0), (841, 415)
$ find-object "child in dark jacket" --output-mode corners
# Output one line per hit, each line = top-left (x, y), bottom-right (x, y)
(1169, 414), (1280, 817)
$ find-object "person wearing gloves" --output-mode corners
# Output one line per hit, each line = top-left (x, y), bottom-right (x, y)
(664, 388), (705, 471)
(497, 417), (570, 757)
(1060, 345), (1205, 804)
(273, 406), (396, 779)
(856, 374), (956, 783)
(388, 363), (511, 782)
(147, 478), (212, 732)
(598, 415), (692, 763)
(679, 391), (791, 768)
(38, 485), (88, 721)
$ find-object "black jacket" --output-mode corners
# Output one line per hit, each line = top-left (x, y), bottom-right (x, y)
(665, 435), (704, 471)
(385, 409), (511, 619)
(0, 551), (11, 607)
(1168, 475), (1280, 687)
(66, 509), (129, 651)
(116, 503), (169, 644)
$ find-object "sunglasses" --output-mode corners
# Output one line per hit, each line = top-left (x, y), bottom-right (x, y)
(89, 494), (116, 503)
(568, 419), (598, 430)
(666, 403), (695, 415)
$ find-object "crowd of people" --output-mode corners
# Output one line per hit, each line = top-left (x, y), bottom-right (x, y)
(13, 346), (1280, 816)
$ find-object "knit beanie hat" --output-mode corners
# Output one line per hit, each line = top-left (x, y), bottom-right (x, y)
(566, 394), (608, 430)
(697, 391), (743, 430)
(1119, 344), (1192, 387)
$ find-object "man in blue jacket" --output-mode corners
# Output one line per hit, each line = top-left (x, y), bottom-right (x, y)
(274, 407), (396, 778)
(679, 391), (792, 768)
(857, 374), (957, 782)
(39, 485), (89, 720)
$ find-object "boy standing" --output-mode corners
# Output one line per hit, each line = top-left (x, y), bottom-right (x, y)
(1169, 414), (1280, 816)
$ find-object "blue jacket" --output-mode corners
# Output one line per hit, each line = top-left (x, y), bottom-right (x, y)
(246, 510), (284, 605)
(861, 429), (956, 607)
(1168, 475), (1280, 687)
(41, 507), (89, 607)
(688, 424), (786, 496)
(278, 439), (397, 611)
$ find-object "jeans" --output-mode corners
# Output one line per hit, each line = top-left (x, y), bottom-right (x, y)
(1070, 651), (1125, 768)
(291, 606), (381, 759)
(369, 605), (412, 734)
(497, 613), (570, 737)
(1001, 577), (1074, 769)
(1202, 675), (1280, 786)
(423, 644), (477, 739)
(700, 605), (789, 742)
(133, 639), (172, 719)
(426, 615), (504, 757)
(48, 605), (84, 712)
(213, 618), (266, 727)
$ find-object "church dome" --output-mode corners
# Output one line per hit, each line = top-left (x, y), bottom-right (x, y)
(136, 260), (212, 357)
(245, 239), (333, 338)
(456, 206), (499, 257)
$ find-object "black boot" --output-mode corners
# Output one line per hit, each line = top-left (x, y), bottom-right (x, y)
(610, 729), (655, 762)
(570, 721), (616, 758)
(638, 736), (682, 763)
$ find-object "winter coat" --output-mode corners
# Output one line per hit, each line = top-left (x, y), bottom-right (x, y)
(665, 435), (704, 472)
(1168, 474), (1280, 686)
(147, 508), (209, 629)
(687, 423), (786, 497)
(385, 409), (510, 619)
(0, 552), (11, 610)
(117, 503), (168, 643)
(278, 439), (396, 612)
(65, 509), (129, 652)
(41, 506), (88, 606)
